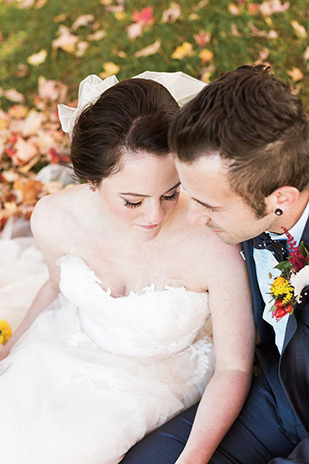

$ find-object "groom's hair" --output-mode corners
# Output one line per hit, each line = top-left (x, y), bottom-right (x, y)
(169, 64), (309, 217)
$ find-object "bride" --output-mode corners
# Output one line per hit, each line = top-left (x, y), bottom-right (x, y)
(0, 72), (254, 464)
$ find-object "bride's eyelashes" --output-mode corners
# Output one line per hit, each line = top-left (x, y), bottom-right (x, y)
(124, 200), (142, 209)
(164, 191), (180, 202)
(123, 191), (180, 209)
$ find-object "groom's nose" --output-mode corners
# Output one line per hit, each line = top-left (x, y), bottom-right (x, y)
(187, 201), (211, 225)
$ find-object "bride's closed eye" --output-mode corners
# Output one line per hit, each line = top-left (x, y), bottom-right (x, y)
(163, 191), (180, 202)
(124, 191), (180, 209)
(124, 200), (142, 209)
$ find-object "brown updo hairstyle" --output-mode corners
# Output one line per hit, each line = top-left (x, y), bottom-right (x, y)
(71, 78), (179, 186)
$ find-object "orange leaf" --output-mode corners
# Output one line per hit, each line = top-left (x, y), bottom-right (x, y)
(199, 49), (214, 64)
(13, 178), (43, 205)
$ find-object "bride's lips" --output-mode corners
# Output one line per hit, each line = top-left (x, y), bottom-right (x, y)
(138, 224), (159, 230)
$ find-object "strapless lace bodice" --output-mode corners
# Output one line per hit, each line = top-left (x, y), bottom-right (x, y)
(58, 255), (210, 358)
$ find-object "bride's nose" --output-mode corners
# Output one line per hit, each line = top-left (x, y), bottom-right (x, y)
(143, 201), (165, 224)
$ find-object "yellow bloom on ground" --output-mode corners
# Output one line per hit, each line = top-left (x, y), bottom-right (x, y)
(171, 42), (194, 60)
(271, 276), (294, 304)
(0, 320), (12, 345)
(99, 62), (120, 79)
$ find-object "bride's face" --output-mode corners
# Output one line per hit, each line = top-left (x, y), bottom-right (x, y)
(97, 151), (180, 241)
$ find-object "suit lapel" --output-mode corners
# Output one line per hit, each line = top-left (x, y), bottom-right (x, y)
(243, 240), (269, 340)
(281, 215), (309, 353)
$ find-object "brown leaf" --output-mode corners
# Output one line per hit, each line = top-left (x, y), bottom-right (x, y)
(134, 40), (161, 58)
(287, 67), (304, 82)
(4, 89), (25, 104)
(259, 0), (290, 16)
(87, 30), (106, 41)
(161, 3), (182, 23)
(22, 110), (44, 137)
(14, 137), (38, 164)
(75, 41), (89, 57)
(38, 77), (68, 102)
(71, 14), (95, 31)
(8, 105), (28, 119)
(291, 20), (307, 38)
(127, 22), (144, 40)
(52, 26), (79, 54)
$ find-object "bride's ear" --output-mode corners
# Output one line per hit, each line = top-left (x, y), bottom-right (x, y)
(266, 186), (300, 215)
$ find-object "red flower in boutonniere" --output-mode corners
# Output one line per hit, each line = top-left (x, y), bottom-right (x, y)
(269, 229), (309, 322)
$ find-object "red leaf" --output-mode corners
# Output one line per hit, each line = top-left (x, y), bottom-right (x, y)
(132, 6), (153, 24)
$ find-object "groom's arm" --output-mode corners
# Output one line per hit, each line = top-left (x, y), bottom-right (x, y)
(269, 434), (309, 464)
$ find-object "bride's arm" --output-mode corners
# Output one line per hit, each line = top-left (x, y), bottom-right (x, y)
(0, 279), (59, 360)
(175, 239), (255, 464)
(0, 198), (61, 361)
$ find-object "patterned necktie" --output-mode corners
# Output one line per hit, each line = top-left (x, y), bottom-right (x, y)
(252, 232), (289, 263)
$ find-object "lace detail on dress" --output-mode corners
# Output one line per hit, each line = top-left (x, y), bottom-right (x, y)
(0, 253), (214, 464)
(57, 255), (211, 358)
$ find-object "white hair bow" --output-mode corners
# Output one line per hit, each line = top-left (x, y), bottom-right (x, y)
(58, 71), (206, 138)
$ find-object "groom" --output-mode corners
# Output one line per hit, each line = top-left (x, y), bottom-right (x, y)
(121, 65), (309, 463)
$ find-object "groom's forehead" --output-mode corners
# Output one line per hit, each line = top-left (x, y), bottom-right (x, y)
(177, 156), (236, 202)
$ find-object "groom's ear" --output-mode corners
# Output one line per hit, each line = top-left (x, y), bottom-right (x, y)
(266, 186), (300, 214)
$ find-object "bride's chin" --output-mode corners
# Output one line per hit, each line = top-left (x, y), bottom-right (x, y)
(133, 226), (162, 242)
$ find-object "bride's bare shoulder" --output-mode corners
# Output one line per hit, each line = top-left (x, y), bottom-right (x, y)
(174, 192), (242, 260)
(30, 184), (89, 243)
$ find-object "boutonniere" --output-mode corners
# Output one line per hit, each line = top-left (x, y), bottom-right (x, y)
(269, 229), (309, 322)
(0, 319), (12, 345)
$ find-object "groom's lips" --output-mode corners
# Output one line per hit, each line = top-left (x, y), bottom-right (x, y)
(207, 225), (223, 233)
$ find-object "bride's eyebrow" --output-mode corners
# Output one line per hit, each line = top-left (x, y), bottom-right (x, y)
(120, 181), (181, 198)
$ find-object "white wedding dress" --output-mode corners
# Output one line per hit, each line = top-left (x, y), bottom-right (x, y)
(0, 239), (214, 464)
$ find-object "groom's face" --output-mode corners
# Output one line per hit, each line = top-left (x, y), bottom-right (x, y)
(176, 154), (275, 245)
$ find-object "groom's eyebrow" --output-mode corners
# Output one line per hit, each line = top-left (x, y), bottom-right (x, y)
(120, 181), (181, 197)
(192, 197), (220, 210)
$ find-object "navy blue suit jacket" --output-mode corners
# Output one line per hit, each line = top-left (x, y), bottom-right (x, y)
(243, 217), (309, 463)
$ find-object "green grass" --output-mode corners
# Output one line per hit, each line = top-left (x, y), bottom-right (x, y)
(0, 0), (308, 110)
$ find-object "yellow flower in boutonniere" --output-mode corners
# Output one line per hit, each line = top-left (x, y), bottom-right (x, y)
(270, 276), (294, 304)
(0, 320), (12, 345)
